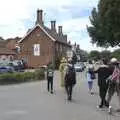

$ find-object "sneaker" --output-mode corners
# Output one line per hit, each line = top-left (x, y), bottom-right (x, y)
(97, 105), (103, 109)
(51, 91), (53, 94)
(108, 106), (112, 114)
(97, 105), (103, 108)
(97, 105), (103, 110)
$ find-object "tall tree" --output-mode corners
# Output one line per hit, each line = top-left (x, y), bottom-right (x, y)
(87, 0), (120, 47)
(111, 49), (120, 60)
(89, 50), (101, 61)
(100, 50), (111, 60)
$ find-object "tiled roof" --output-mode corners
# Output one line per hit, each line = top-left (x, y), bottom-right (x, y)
(44, 26), (71, 46)
(18, 24), (56, 43)
(18, 24), (71, 47)
(0, 40), (7, 47)
(0, 47), (16, 55)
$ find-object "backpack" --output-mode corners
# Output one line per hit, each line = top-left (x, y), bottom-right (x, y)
(90, 73), (96, 79)
(88, 65), (95, 79)
(47, 69), (54, 77)
(65, 65), (76, 85)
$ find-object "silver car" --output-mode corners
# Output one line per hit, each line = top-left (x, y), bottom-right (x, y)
(74, 63), (84, 72)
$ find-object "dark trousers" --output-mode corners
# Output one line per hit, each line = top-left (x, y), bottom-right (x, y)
(99, 84), (109, 107)
(47, 77), (53, 92)
(65, 84), (73, 100)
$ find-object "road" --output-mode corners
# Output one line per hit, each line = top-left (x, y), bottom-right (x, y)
(0, 71), (119, 120)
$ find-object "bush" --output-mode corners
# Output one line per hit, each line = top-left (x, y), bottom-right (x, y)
(34, 68), (45, 80)
(0, 68), (45, 85)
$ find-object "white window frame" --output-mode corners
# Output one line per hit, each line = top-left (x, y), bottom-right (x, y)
(33, 44), (40, 56)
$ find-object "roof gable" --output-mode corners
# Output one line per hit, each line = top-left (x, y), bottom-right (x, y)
(18, 24), (56, 43)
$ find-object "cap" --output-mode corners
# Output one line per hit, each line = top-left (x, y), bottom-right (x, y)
(110, 58), (117, 63)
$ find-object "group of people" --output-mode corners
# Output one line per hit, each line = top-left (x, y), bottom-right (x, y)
(46, 58), (76, 101)
(46, 57), (120, 113)
(87, 58), (120, 113)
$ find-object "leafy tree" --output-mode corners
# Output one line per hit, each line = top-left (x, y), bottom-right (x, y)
(75, 46), (88, 62)
(87, 0), (120, 47)
(72, 51), (77, 64)
(111, 49), (120, 60)
(89, 50), (101, 61)
(100, 50), (111, 60)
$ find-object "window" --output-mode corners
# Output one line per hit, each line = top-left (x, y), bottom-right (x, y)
(33, 44), (40, 56)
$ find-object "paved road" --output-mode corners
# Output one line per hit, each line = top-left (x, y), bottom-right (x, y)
(0, 71), (120, 120)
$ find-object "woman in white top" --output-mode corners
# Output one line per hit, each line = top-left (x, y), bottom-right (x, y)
(86, 60), (95, 94)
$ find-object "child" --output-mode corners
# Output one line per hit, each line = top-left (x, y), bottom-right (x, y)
(86, 60), (95, 94)
(47, 64), (54, 94)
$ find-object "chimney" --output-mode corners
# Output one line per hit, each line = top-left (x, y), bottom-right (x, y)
(63, 35), (67, 42)
(58, 26), (63, 35)
(35, 9), (43, 25)
(51, 21), (56, 32)
(74, 42), (76, 47)
(68, 40), (71, 45)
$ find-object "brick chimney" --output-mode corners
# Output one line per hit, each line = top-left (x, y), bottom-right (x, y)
(51, 21), (56, 32)
(63, 35), (67, 42)
(58, 26), (63, 35)
(35, 9), (43, 25)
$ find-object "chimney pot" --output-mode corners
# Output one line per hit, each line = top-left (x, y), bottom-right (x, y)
(64, 35), (67, 42)
(51, 21), (56, 32)
(35, 9), (44, 25)
(58, 26), (63, 35)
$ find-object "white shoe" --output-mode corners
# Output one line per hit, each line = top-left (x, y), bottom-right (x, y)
(108, 106), (112, 114)
(96, 105), (103, 110)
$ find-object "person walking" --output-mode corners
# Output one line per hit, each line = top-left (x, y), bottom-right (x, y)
(47, 63), (54, 94)
(95, 59), (111, 109)
(106, 58), (120, 112)
(59, 57), (67, 87)
(86, 60), (95, 94)
(65, 59), (76, 101)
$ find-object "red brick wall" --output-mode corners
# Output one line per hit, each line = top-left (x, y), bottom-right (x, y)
(18, 26), (54, 68)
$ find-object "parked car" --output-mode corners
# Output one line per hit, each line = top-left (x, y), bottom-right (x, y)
(8, 60), (25, 72)
(74, 63), (84, 72)
(0, 65), (14, 74)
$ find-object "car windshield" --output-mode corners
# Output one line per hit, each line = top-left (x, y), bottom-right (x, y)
(0, 62), (8, 67)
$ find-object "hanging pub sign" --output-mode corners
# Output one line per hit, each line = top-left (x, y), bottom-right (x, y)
(33, 44), (40, 56)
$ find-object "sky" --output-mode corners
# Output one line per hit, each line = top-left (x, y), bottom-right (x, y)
(0, 0), (115, 52)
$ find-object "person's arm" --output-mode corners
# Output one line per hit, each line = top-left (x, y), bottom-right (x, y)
(94, 68), (99, 73)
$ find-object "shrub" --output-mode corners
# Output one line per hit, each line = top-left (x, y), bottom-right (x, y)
(0, 68), (45, 85)
(34, 68), (45, 80)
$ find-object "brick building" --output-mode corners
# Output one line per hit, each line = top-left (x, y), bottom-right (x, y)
(17, 9), (71, 68)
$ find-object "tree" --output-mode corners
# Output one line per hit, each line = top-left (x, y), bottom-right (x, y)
(72, 51), (77, 64)
(89, 50), (101, 61)
(111, 49), (120, 60)
(100, 50), (111, 60)
(75, 46), (88, 62)
(87, 0), (120, 47)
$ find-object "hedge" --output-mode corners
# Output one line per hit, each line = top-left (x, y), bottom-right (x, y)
(0, 68), (45, 85)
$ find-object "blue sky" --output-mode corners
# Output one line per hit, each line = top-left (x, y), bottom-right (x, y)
(0, 0), (109, 52)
